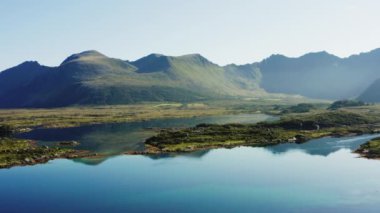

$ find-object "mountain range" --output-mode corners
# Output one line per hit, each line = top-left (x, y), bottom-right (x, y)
(0, 51), (262, 108)
(1, 49), (380, 108)
(258, 48), (380, 100)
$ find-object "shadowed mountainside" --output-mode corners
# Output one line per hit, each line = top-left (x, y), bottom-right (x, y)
(257, 49), (380, 100)
(359, 78), (380, 102)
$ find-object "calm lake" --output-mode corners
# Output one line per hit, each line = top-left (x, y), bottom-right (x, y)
(2, 114), (380, 212)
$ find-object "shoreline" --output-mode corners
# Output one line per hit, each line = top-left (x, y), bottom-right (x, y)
(354, 137), (380, 159)
(0, 138), (98, 169)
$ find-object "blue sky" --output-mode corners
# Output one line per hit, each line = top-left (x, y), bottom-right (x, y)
(1, 0), (380, 70)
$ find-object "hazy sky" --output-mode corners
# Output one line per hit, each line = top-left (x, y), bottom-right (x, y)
(1, 0), (380, 70)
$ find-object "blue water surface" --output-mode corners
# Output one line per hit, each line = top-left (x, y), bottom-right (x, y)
(2, 115), (380, 212)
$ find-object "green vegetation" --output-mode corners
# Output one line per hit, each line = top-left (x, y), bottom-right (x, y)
(276, 111), (375, 128)
(144, 110), (380, 154)
(0, 125), (12, 137)
(280, 103), (317, 114)
(225, 98), (329, 115)
(0, 98), (316, 130)
(0, 102), (231, 130)
(355, 137), (380, 159)
(328, 100), (366, 110)
(0, 137), (89, 168)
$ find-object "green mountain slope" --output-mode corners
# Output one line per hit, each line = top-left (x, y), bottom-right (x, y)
(0, 50), (261, 108)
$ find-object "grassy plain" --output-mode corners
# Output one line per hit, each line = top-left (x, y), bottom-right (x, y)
(0, 97), (318, 131)
(0, 102), (228, 130)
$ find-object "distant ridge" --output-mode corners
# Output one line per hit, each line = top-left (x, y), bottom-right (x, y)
(257, 48), (380, 100)
(358, 78), (380, 102)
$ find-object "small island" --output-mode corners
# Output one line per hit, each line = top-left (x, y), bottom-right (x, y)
(143, 110), (380, 154)
(0, 137), (93, 168)
(355, 137), (380, 159)
(0, 125), (92, 168)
